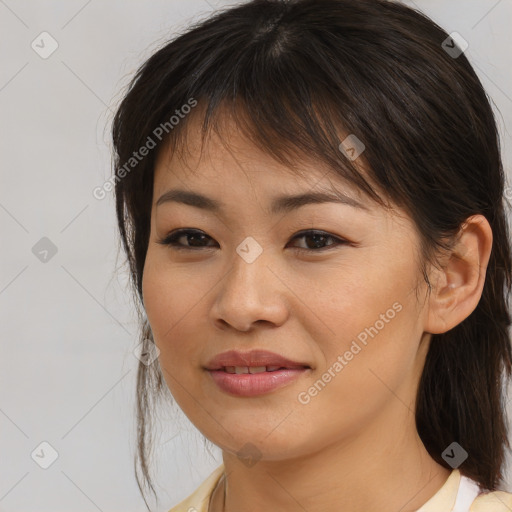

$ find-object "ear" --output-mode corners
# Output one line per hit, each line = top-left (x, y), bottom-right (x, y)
(424, 214), (493, 334)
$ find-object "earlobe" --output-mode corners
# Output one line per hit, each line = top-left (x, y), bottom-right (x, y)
(424, 215), (493, 335)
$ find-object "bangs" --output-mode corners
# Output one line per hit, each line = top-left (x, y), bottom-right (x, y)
(161, 95), (386, 208)
(156, 60), (389, 208)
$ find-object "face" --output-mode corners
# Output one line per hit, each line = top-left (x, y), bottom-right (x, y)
(142, 113), (431, 462)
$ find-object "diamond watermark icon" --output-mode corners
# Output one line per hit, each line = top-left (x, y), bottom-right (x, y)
(442, 441), (468, 468)
(31, 31), (59, 59)
(236, 442), (262, 468)
(339, 134), (365, 161)
(236, 236), (263, 264)
(441, 32), (468, 59)
(31, 441), (59, 469)
(32, 237), (58, 263)
(133, 339), (160, 366)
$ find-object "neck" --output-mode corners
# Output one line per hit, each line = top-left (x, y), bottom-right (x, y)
(211, 403), (450, 512)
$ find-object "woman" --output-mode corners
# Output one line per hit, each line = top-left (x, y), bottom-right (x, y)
(111, 0), (512, 510)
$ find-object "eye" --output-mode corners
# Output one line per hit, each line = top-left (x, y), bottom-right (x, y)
(156, 229), (218, 250)
(156, 228), (349, 252)
(287, 230), (348, 251)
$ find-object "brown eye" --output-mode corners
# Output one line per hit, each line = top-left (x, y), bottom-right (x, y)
(157, 229), (218, 250)
(287, 230), (348, 251)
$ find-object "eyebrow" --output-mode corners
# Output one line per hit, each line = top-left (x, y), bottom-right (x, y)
(155, 188), (369, 214)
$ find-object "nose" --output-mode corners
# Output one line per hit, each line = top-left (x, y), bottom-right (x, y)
(210, 249), (289, 332)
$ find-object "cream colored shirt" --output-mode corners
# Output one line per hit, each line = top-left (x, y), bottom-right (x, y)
(167, 464), (512, 512)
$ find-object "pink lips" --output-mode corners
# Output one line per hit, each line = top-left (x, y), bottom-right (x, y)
(204, 349), (310, 370)
(207, 368), (309, 396)
(204, 349), (311, 397)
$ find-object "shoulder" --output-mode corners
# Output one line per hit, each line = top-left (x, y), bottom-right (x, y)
(167, 464), (224, 512)
(471, 490), (512, 511)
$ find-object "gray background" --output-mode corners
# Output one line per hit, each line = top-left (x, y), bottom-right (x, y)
(1, 1), (511, 511)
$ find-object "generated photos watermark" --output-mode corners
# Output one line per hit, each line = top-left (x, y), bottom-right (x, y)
(297, 301), (403, 405)
(93, 97), (198, 200)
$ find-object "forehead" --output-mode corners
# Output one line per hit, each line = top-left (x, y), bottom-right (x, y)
(150, 111), (418, 246)
(153, 110), (373, 209)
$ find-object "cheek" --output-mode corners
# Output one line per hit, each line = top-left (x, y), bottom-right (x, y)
(300, 301), (420, 443)
(142, 262), (208, 408)
(142, 256), (206, 365)
(312, 253), (422, 385)
(308, 253), (414, 338)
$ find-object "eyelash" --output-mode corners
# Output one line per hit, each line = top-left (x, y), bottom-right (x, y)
(156, 228), (349, 252)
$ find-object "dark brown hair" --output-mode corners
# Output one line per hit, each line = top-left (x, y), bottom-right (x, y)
(111, 0), (512, 507)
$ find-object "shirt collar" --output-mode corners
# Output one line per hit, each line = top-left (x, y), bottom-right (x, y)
(415, 469), (460, 512)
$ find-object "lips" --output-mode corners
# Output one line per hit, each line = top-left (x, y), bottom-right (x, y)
(204, 349), (311, 371)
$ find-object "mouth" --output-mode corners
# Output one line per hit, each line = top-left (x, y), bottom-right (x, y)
(204, 349), (312, 372)
(203, 349), (312, 396)
(215, 365), (310, 374)
(206, 366), (311, 397)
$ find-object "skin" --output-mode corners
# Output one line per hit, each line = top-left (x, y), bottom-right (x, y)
(142, 110), (493, 512)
